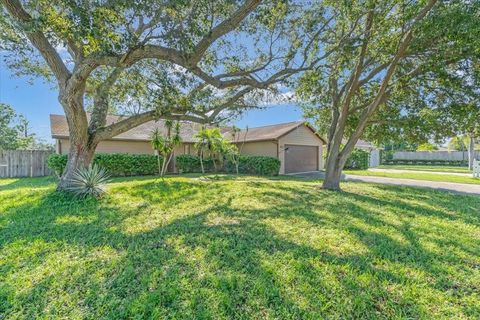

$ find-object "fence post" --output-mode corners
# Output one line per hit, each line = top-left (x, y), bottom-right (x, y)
(473, 159), (480, 178)
(7, 151), (10, 178)
(30, 150), (33, 177)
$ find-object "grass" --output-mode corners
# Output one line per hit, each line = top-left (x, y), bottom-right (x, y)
(378, 165), (471, 174)
(1, 175), (479, 319)
(345, 170), (480, 185)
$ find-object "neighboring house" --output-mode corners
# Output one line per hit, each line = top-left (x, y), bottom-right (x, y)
(50, 114), (326, 174)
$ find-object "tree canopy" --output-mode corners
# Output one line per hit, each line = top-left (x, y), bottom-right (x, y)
(295, 0), (479, 188)
(1, 0), (321, 187)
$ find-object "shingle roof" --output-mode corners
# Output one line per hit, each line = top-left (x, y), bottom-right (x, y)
(50, 114), (327, 143)
(226, 121), (308, 142)
(50, 114), (229, 143)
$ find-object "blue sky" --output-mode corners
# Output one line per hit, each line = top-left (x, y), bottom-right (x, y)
(0, 60), (304, 143)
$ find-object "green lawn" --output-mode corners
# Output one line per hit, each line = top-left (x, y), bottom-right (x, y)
(378, 165), (471, 174)
(345, 170), (480, 185)
(1, 175), (479, 319)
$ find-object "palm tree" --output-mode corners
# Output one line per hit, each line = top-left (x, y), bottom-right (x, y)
(194, 128), (224, 173)
(151, 120), (182, 176)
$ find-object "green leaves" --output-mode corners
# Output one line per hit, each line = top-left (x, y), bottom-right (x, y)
(47, 153), (161, 177)
(0, 103), (37, 150)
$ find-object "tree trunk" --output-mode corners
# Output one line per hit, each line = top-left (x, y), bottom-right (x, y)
(322, 153), (345, 190)
(212, 157), (218, 172)
(161, 155), (167, 177)
(161, 152), (174, 176)
(199, 150), (205, 174)
(57, 96), (97, 190)
(58, 140), (96, 190)
(468, 134), (475, 170)
(156, 153), (162, 175)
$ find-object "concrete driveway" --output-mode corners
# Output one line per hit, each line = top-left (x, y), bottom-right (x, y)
(289, 171), (480, 196)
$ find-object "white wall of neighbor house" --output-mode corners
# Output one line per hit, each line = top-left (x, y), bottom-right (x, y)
(355, 146), (381, 168)
(278, 125), (324, 174)
(369, 149), (380, 167)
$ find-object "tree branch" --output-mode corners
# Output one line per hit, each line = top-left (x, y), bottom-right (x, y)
(1, 0), (71, 86)
(189, 0), (262, 64)
(340, 0), (438, 160)
(88, 67), (124, 135)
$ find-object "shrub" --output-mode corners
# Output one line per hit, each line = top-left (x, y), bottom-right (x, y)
(225, 155), (280, 176)
(47, 153), (161, 177)
(47, 153), (68, 176)
(94, 153), (160, 176)
(175, 154), (214, 173)
(65, 164), (111, 199)
(176, 154), (280, 176)
(345, 149), (369, 170)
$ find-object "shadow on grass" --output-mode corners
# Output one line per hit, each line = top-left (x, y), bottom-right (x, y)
(0, 177), (479, 318)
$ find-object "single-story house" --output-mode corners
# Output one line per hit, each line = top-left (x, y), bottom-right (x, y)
(50, 114), (327, 174)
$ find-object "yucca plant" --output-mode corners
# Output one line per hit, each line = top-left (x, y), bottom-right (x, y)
(66, 164), (111, 198)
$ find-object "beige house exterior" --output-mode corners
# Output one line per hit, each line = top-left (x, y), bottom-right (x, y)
(50, 114), (326, 174)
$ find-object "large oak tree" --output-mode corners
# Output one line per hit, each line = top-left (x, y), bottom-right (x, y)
(1, 0), (316, 188)
(296, 0), (479, 189)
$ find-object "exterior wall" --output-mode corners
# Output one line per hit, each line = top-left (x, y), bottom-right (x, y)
(369, 149), (380, 167)
(57, 139), (155, 155)
(56, 124), (326, 175)
(239, 141), (278, 158)
(278, 126), (324, 174)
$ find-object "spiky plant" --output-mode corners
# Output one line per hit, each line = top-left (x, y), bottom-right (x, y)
(65, 164), (111, 199)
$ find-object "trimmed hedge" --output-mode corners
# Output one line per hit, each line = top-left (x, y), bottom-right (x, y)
(175, 154), (215, 173)
(382, 159), (468, 166)
(48, 153), (161, 177)
(345, 149), (369, 170)
(226, 155), (280, 176)
(177, 154), (280, 176)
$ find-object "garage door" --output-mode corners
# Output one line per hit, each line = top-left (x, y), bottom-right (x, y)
(284, 144), (318, 173)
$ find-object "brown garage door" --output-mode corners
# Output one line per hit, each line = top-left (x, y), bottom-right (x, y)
(284, 144), (318, 173)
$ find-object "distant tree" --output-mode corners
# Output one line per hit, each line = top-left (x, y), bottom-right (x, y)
(416, 143), (438, 152)
(0, 103), (20, 150)
(446, 104), (480, 170)
(0, 103), (36, 150)
(448, 135), (469, 152)
(29, 138), (55, 151)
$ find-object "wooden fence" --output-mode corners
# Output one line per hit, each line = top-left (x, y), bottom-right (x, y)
(0, 150), (53, 178)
